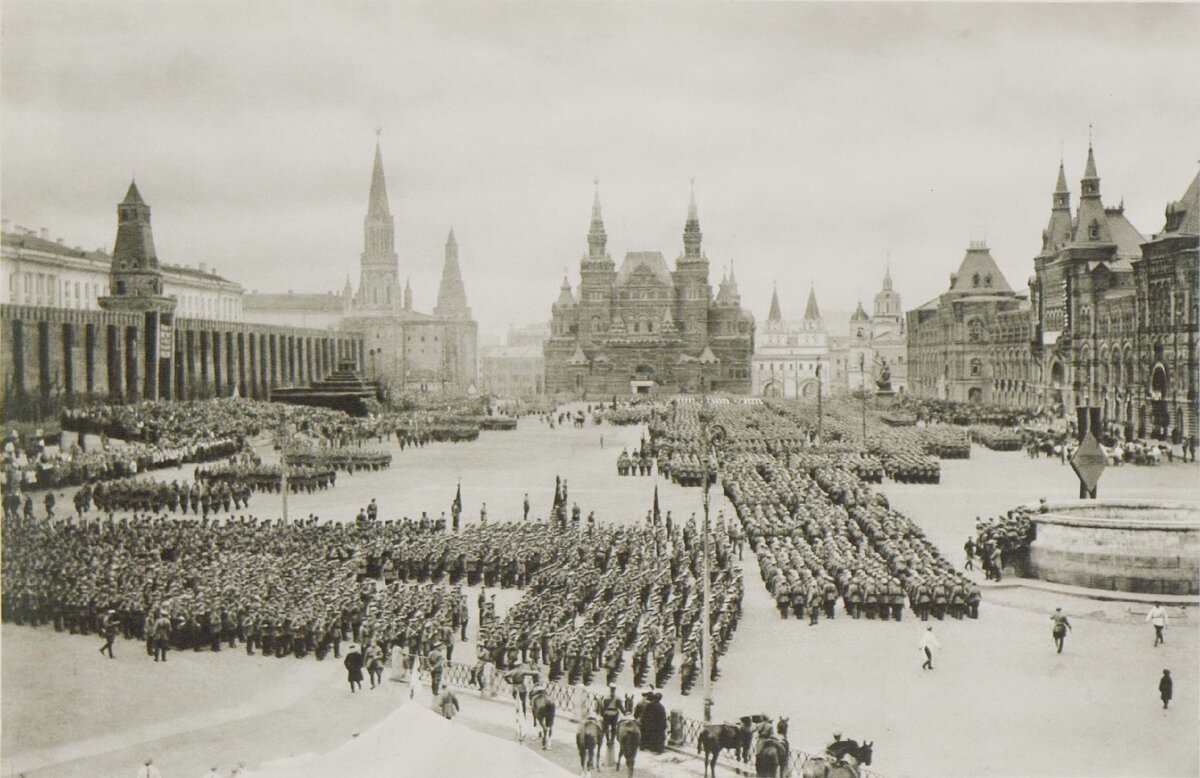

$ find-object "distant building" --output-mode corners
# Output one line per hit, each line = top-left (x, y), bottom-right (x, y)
(907, 241), (1028, 403)
(507, 321), (551, 349)
(481, 345), (543, 398)
(828, 268), (906, 393)
(242, 141), (478, 392)
(544, 184), (754, 396)
(3, 213), (243, 322)
(751, 284), (830, 398)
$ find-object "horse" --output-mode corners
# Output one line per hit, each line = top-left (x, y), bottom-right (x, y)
(698, 720), (751, 778)
(616, 717), (641, 778)
(801, 737), (874, 778)
(530, 688), (556, 750)
(754, 735), (790, 778)
(576, 717), (604, 778)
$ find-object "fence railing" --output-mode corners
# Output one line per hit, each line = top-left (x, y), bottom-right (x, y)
(393, 649), (883, 778)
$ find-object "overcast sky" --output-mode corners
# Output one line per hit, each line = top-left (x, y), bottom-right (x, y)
(3, 1), (1197, 338)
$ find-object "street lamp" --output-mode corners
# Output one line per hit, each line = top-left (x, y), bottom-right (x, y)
(816, 363), (824, 445)
(850, 387), (872, 448)
(697, 394), (726, 723)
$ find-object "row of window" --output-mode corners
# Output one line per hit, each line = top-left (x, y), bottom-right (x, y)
(8, 272), (106, 309)
(757, 361), (822, 372)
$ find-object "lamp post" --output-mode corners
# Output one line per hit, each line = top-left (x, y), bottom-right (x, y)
(275, 421), (295, 523)
(697, 393), (726, 723)
(816, 363), (824, 445)
(850, 387), (872, 449)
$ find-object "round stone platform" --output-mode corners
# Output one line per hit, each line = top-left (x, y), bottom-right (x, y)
(1026, 499), (1200, 596)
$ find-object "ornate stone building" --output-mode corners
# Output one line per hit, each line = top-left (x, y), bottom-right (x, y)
(907, 241), (1028, 403)
(910, 144), (1198, 443)
(751, 285), (830, 398)
(1136, 172), (1198, 439)
(543, 186), (754, 396)
(242, 141), (478, 392)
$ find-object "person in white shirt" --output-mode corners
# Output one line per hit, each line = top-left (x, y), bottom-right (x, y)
(1145, 603), (1169, 647)
(918, 625), (940, 670)
(136, 757), (162, 778)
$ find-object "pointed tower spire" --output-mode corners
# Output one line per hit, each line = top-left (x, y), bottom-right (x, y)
(682, 178), (703, 259)
(804, 283), (822, 321)
(1074, 141), (1111, 243)
(882, 257), (893, 292)
(1055, 160), (1069, 197)
(403, 277), (412, 311)
(367, 140), (390, 217)
(358, 138), (400, 310)
(434, 227), (471, 319)
(555, 274), (576, 307)
(587, 177), (608, 260)
(1042, 158), (1074, 253)
(768, 285), (783, 322)
(123, 180), (145, 205)
(725, 259), (739, 302)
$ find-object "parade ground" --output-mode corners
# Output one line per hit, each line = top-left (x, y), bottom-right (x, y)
(3, 415), (1198, 778)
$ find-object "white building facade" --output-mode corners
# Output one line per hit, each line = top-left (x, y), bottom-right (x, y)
(751, 285), (831, 399)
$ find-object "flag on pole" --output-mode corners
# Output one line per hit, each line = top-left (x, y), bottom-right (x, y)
(652, 483), (661, 525)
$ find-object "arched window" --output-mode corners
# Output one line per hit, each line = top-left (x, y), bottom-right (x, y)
(984, 273), (993, 287)
(972, 273), (981, 288)
(970, 358), (983, 377)
(967, 319), (985, 343)
(1088, 220), (1100, 240)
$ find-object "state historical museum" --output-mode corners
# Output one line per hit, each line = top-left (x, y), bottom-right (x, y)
(544, 186), (754, 396)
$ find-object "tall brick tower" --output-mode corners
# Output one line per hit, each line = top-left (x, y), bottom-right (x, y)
(578, 180), (616, 341)
(99, 180), (177, 400)
(674, 182), (710, 345)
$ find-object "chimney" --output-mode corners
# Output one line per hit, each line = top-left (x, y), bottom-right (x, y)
(57, 237), (65, 245)
(1, 218), (9, 231)
(39, 228), (49, 240)
(198, 262), (208, 274)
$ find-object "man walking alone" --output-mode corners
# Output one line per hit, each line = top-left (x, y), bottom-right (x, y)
(918, 625), (939, 670)
(1050, 608), (1071, 654)
(1145, 603), (1168, 647)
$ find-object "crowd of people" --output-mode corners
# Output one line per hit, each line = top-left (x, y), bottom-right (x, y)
(645, 402), (982, 625)
(615, 440), (655, 476)
(972, 507), (1036, 581)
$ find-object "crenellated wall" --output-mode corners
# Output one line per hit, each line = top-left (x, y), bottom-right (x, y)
(2, 304), (363, 421)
